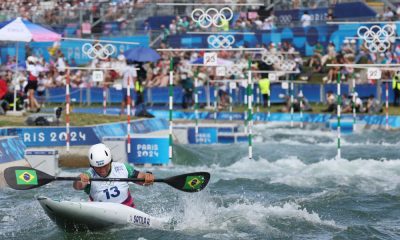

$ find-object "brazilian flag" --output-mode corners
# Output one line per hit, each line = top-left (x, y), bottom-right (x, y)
(15, 170), (38, 185)
(183, 175), (204, 190)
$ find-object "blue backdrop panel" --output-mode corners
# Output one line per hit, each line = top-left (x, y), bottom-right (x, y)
(15, 127), (100, 147)
(128, 137), (169, 165)
(188, 127), (218, 144)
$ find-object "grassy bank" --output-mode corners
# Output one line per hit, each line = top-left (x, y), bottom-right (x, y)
(0, 112), (133, 127)
(2, 103), (400, 127)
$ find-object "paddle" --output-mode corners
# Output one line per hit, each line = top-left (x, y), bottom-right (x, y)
(4, 166), (210, 193)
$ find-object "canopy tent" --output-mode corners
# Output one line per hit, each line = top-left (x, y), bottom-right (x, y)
(0, 17), (61, 112)
(0, 17), (61, 42)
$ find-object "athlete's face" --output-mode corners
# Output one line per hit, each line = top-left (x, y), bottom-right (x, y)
(93, 163), (111, 177)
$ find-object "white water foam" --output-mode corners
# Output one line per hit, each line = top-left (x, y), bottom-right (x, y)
(172, 192), (342, 237)
(210, 156), (400, 193)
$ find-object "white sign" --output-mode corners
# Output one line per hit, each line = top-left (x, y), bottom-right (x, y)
(136, 144), (159, 158)
(367, 68), (381, 79)
(269, 73), (276, 81)
(216, 66), (226, 76)
(204, 52), (217, 66)
(92, 71), (104, 82)
(281, 81), (289, 89)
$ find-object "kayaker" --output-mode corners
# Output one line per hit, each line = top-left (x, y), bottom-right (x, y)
(73, 143), (154, 208)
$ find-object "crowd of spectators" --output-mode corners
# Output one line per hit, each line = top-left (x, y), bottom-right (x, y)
(1, 1), (400, 113)
(0, 0), (152, 26)
(2, 34), (400, 113)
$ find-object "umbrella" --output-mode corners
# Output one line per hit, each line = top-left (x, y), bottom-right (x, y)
(124, 46), (160, 63)
(0, 17), (61, 112)
(0, 17), (61, 42)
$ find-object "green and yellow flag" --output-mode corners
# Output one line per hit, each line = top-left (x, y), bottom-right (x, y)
(15, 170), (38, 185)
(183, 175), (204, 191)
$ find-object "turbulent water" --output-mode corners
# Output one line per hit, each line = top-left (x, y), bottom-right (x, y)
(2, 123), (400, 239)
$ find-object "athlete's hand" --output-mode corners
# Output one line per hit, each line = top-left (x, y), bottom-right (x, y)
(73, 173), (90, 190)
(79, 173), (90, 184)
(143, 172), (154, 186)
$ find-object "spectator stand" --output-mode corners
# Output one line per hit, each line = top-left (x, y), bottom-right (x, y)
(60, 37), (140, 153)
(326, 20), (399, 160)
(328, 64), (400, 130)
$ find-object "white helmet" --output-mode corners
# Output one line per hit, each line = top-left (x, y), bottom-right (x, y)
(88, 143), (112, 167)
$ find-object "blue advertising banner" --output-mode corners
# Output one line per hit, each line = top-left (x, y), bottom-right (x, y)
(128, 137), (169, 165)
(188, 127), (218, 144)
(43, 83), (394, 106)
(59, 36), (150, 65)
(16, 127), (100, 147)
(0, 137), (26, 163)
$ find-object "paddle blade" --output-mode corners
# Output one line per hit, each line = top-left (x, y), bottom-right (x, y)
(4, 166), (55, 190)
(161, 172), (210, 193)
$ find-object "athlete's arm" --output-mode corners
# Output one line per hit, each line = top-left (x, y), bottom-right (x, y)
(124, 163), (154, 186)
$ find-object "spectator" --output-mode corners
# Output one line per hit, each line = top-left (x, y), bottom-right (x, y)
(397, 4), (400, 19)
(340, 93), (351, 112)
(322, 90), (337, 112)
(301, 11), (311, 28)
(392, 71), (400, 106)
(366, 94), (382, 114)
(0, 72), (8, 115)
(120, 63), (137, 115)
(345, 92), (363, 113)
(383, 7), (394, 21)
(160, 24), (170, 43)
(298, 93), (312, 112)
(169, 19), (177, 35)
(181, 72), (194, 109)
(258, 76), (270, 108)
(25, 56), (41, 112)
(143, 20), (151, 33)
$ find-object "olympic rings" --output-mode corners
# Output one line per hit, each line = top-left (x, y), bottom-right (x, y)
(191, 7), (233, 28)
(207, 35), (235, 48)
(261, 51), (284, 65)
(82, 43), (116, 60)
(357, 24), (395, 53)
(278, 15), (292, 24)
(280, 59), (296, 71)
(225, 65), (244, 76)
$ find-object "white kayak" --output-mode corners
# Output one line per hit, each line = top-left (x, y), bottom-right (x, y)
(37, 196), (168, 231)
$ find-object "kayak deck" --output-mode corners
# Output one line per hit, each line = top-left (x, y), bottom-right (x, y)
(37, 196), (168, 231)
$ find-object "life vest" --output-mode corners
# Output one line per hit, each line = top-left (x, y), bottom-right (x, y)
(85, 162), (134, 204)
(135, 81), (144, 93)
(393, 75), (400, 90)
(258, 78), (270, 95)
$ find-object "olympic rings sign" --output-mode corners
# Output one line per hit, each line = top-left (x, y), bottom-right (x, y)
(357, 24), (395, 53)
(191, 7), (233, 28)
(82, 43), (116, 60)
(280, 60), (296, 71)
(225, 65), (244, 76)
(261, 51), (284, 65)
(207, 35), (235, 48)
